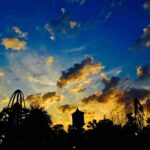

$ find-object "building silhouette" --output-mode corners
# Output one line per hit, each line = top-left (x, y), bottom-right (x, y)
(72, 108), (84, 129)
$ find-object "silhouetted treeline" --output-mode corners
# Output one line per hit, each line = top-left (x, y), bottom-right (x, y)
(0, 106), (150, 150)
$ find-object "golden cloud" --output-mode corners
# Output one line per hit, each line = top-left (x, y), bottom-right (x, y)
(69, 79), (91, 93)
(57, 56), (104, 88)
(42, 92), (62, 103)
(46, 56), (55, 65)
(0, 97), (9, 111)
(82, 89), (122, 104)
(1, 38), (27, 51)
(82, 87), (150, 107)
(100, 72), (108, 80)
(26, 92), (63, 107)
(0, 70), (5, 77)
(58, 104), (77, 113)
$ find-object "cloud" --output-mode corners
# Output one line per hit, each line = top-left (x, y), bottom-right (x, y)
(134, 24), (150, 48)
(137, 64), (150, 80)
(1, 38), (27, 51)
(105, 11), (112, 21)
(0, 97), (9, 111)
(0, 70), (5, 77)
(118, 88), (150, 104)
(42, 92), (62, 103)
(106, 67), (122, 76)
(69, 21), (79, 29)
(12, 26), (28, 38)
(26, 92), (62, 107)
(26, 74), (55, 87)
(45, 56), (55, 65)
(82, 87), (150, 106)
(143, 1), (150, 11)
(58, 104), (76, 113)
(102, 76), (120, 92)
(57, 56), (104, 88)
(50, 35), (55, 41)
(26, 93), (42, 107)
(67, 0), (86, 5)
(44, 9), (80, 40)
(82, 89), (121, 104)
(100, 72), (108, 80)
(69, 78), (91, 93)
(62, 46), (84, 53)
(61, 8), (66, 14)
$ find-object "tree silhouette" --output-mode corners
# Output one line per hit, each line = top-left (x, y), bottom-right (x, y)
(22, 106), (53, 148)
(0, 90), (150, 149)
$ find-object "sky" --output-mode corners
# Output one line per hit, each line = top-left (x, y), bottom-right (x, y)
(0, 0), (150, 128)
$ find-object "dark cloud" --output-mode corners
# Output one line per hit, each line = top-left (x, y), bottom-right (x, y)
(137, 64), (150, 80)
(118, 88), (150, 104)
(102, 76), (120, 92)
(81, 89), (121, 104)
(134, 24), (150, 49)
(82, 87), (150, 105)
(58, 104), (76, 113)
(57, 56), (104, 88)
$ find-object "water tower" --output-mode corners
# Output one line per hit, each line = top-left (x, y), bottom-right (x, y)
(72, 108), (84, 129)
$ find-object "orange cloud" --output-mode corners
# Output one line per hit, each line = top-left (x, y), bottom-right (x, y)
(57, 56), (104, 88)
(1, 38), (26, 51)
(58, 104), (77, 113)
(45, 56), (55, 65)
(0, 70), (5, 77)
(26, 92), (63, 107)
(82, 89), (122, 104)
(69, 79), (91, 93)
(42, 92), (62, 103)
(0, 97), (9, 111)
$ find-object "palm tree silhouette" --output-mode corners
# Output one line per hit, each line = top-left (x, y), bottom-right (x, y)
(22, 106), (52, 147)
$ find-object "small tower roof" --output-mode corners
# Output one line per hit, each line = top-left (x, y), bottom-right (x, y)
(72, 108), (84, 115)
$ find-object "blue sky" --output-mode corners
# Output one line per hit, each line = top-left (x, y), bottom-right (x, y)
(0, 0), (150, 126)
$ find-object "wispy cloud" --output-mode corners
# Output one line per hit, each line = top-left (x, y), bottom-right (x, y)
(62, 46), (84, 53)
(69, 78), (91, 93)
(12, 26), (28, 38)
(67, 0), (86, 5)
(104, 67), (122, 76)
(44, 8), (80, 40)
